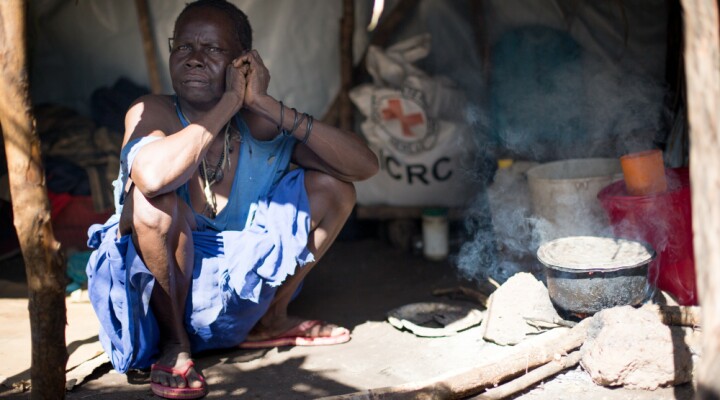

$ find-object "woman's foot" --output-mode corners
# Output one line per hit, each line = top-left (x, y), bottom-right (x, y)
(150, 346), (205, 390)
(240, 317), (350, 349)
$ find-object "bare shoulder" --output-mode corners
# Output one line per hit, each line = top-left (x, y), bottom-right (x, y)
(123, 95), (179, 146)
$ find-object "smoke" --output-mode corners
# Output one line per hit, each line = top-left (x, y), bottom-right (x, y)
(400, 1), (673, 287)
(454, 157), (539, 283)
(454, 33), (668, 284)
(489, 30), (665, 162)
(581, 61), (666, 157)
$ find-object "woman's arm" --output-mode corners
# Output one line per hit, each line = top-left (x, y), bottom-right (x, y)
(125, 58), (249, 197)
(123, 93), (241, 197)
(242, 50), (379, 182)
(254, 96), (379, 182)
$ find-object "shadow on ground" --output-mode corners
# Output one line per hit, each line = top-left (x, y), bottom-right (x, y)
(1, 232), (476, 399)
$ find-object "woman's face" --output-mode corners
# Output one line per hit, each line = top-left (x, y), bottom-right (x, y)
(170, 7), (244, 111)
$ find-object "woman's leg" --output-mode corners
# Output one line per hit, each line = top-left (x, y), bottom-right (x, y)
(248, 170), (356, 339)
(119, 186), (203, 389)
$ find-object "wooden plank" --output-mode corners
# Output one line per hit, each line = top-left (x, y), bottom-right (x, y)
(0, 1), (68, 398)
(680, 0), (720, 398)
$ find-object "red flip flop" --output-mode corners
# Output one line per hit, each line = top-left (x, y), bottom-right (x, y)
(239, 320), (351, 349)
(150, 360), (207, 399)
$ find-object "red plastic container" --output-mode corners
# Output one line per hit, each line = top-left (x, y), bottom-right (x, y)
(597, 168), (696, 305)
(53, 195), (113, 251)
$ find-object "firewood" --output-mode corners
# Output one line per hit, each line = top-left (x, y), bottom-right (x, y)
(523, 316), (577, 329)
(471, 351), (582, 400)
(318, 318), (591, 400)
(432, 286), (490, 307)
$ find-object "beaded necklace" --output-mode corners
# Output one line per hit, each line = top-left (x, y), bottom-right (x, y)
(175, 100), (237, 218)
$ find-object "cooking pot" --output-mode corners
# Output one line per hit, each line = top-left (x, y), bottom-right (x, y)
(537, 236), (655, 315)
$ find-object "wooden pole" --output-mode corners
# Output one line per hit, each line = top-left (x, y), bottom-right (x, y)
(135, 0), (162, 94)
(362, 0), (420, 68)
(679, 0), (720, 398)
(322, 0), (420, 122)
(0, 1), (68, 398)
(470, 0), (491, 87)
(339, 0), (355, 132)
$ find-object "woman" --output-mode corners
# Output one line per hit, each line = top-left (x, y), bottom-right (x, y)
(85, 1), (378, 398)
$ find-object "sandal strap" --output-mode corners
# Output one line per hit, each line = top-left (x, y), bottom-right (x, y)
(151, 359), (195, 379)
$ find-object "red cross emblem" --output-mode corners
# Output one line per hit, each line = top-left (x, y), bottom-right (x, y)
(381, 99), (425, 138)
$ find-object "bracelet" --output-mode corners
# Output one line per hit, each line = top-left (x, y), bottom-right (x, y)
(293, 113), (307, 136)
(288, 108), (299, 136)
(302, 114), (314, 144)
(277, 101), (284, 133)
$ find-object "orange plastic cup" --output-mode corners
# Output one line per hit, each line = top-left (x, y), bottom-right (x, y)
(620, 149), (667, 196)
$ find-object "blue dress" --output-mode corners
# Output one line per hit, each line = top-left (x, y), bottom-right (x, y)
(85, 110), (313, 373)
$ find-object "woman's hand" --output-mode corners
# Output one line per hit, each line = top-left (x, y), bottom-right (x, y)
(226, 55), (249, 109)
(242, 50), (271, 112)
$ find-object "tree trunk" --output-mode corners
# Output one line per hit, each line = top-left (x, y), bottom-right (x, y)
(679, 0), (720, 399)
(0, 1), (68, 399)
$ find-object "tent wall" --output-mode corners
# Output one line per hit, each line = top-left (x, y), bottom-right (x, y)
(28, 0), (374, 118)
(28, 0), (670, 153)
(485, 0), (668, 80)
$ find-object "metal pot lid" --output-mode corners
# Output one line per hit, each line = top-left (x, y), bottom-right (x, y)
(537, 236), (655, 273)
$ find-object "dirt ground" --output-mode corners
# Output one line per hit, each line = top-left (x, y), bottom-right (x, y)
(0, 223), (696, 399)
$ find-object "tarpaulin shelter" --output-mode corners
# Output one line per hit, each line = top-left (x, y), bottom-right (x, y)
(0, 0), (718, 398)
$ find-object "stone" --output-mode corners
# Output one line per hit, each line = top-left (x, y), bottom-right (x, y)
(580, 305), (698, 390)
(479, 272), (562, 345)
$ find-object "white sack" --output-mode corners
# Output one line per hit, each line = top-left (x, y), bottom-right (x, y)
(350, 35), (479, 207)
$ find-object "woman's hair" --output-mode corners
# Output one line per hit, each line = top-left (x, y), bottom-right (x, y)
(177, 0), (253, 50)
